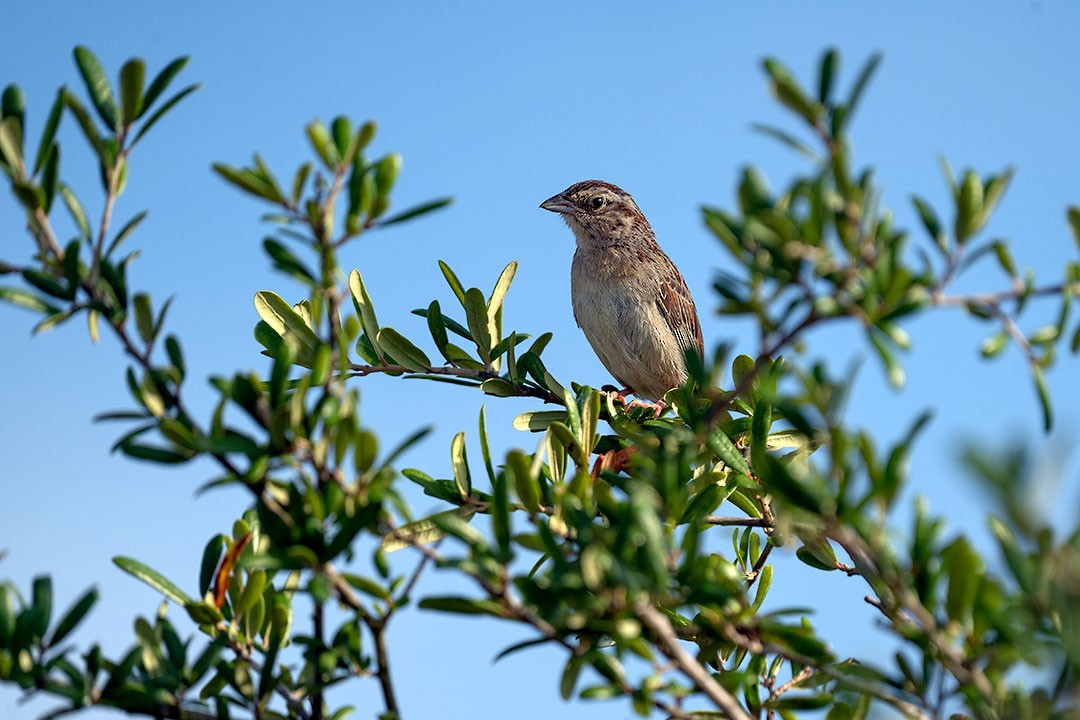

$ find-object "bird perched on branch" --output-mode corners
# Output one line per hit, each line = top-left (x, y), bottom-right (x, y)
(540, 180), (703, 413)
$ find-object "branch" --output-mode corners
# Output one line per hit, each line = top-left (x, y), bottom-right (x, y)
(633, 600), (753, 720)
(825, 524), (996, 700)
(719, 624), (929, 719)
(365, 615), (401, 720)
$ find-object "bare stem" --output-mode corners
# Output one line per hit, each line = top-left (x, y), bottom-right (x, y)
(634, 600), (753, 720)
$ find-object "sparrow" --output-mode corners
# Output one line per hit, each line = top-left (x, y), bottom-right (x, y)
(540, 180), (703, 407)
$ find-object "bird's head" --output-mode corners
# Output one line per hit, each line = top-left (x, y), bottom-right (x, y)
(540, 180), (653, 249)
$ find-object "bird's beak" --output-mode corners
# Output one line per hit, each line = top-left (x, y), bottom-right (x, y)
(540, 194), (575, 214)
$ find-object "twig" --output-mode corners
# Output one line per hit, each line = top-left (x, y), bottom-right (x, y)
(719, 624), (928, 718)
(826, 524), (996, 700)
(746, 542), (774, 587)
(634, 600), (753, 720)
(768, 665), (815, 705)
(366, 615), (401, 720)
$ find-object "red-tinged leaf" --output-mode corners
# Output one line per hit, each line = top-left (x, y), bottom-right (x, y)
(212, 532), (252, 610)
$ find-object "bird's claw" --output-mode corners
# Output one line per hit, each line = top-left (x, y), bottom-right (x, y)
(601, 387), (665, 418)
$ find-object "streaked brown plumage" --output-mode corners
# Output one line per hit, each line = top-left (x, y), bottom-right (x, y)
(540, 180), (703, 403)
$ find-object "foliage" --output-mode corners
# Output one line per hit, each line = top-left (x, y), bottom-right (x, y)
(2, 46), (1079, 720)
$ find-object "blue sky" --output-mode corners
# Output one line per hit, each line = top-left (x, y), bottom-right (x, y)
(3, 3), (1080, 719)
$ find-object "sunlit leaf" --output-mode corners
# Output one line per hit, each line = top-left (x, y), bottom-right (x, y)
(113, 556), (192, 605)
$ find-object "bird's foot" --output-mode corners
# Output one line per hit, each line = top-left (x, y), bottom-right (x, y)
(600, 385), (666, 418)
(624, 399), (666, 419)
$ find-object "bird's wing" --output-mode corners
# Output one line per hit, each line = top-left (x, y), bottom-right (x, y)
(655, 255), (704, 356)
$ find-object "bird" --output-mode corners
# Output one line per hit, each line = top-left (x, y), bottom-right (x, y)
(539, 180), (703, 411)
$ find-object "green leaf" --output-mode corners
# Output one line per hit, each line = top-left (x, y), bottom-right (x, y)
(0, 286), (56, 314)
(119, 441), (192, 464)
(31, 576), (52, 635)
(417, 596), (506, 617)
(487, 260), (518, 323)
(528, 331), (553, 356)
(706, 426), (751, 477)
(73, 46), (118, 129)
(233, 569), (267, 615)
(378, 197), (453, 226)
(40, 143), (59, 212)
(22, 269), (71, 300)
(464, 287), (492, 364)
(955, 170), (983, 243)
(762, 58), (823, 126)
(512, 410), (568, 432)
(818, 48), (838, 104)
(451, 431), (471, 500)
(48, 587), (98, 647)
(750, 123), (818, 160)
(62, 89), (104, 161)
(980, 331), (1009, 359)
(844, 52), (882, 127)
(1067, 206), (1080, 251)
(331, 115), (352, 158)
(377, 327), (431, 372)
(0, 584), (14, 646)
(199, 534), (225, 595)
(213, 163), (282, 203)
(438, 260), (467, 307)
(796, 536), (838, 571)
(60, 184), (91, 241)
(119, 58), (145, 124)
(263, 238), (315, 283)
(381, 425), (432, 468)
(32, 89), (65, 176)
(560, 654), (584, 700)
(508, 449), (541, 515)
(940, 538), (982, 629)
(374, 152), (401, 196)
(518, 351), (563, 396)
(481, 378), (518, 397)
(750, 565), (772, 612)
(989, 239), (1017, 278)
(291, 162), (312, 206)
(1, 84), (24, 127)
(491, 464), (511, 560)
(348, 269), (384, 362)
(133, 293), (153, 344)
(165, 335), (185, 378)
(141, 56), (189, 114)
(254, 290), (322, 362)
(0, 116), (24, 177)
(414, 304), (472, 342)
(130, 83), (199, 147)
(478, 405), (497, 486)
(868, 328), (906, 388)
(306, 119), (340, 169)
(425, 299), (450, 358)
(356, 119), (376, 151)
(381, 507), (475, 552)
(580, 389), (600, 456)
(112, 556), (192, 604)
(341, 572), (390, 601)
(750, 398), (773, 473)
(1033, 364), (1052, 431)
(911, 196), (947, 253)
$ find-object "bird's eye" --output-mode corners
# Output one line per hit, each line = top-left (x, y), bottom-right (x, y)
(590, 196), (606, 210)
